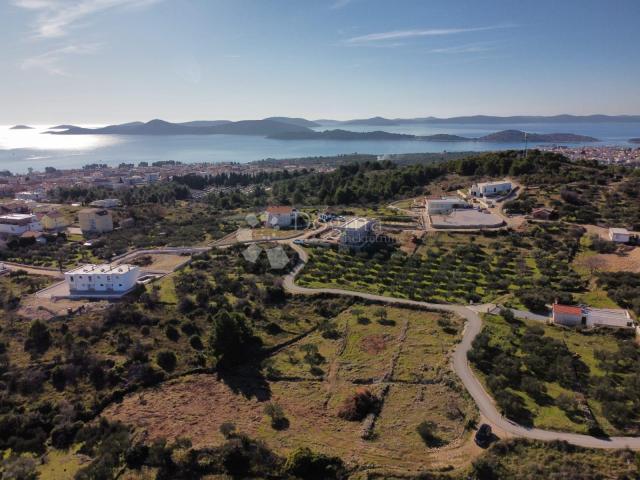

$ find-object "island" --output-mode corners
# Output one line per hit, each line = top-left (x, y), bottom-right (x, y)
(630, 138), (640, 144)
(10, 125), (33, 130)
(268, 128), (598, 143)
(44, 118), (599, 143)
(47, 118), (310, 136)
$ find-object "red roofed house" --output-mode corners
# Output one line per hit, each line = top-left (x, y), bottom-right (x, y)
(265, 206), (298, 228)
(552, 303), (584, 326)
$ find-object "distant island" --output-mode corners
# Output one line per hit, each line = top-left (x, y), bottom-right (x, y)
(630, 138), (640, 144)
(48, 118), (310, 136)
(45, 118), (598, 143)
(269, 128), (598, 143)
(324, 114), (640, 126)
(10, 125), (33, 130)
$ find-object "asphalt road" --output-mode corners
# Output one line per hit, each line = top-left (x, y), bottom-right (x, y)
(14, 228), (640, 449)
(284, 242), (640, 450)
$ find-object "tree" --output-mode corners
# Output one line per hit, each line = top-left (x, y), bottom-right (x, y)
(156, 351), (177, 372)
(208, 310), (258, 367)
(24, 320), (51, 355)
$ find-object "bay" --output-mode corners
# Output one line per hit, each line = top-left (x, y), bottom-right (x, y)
(0, 121), (638, 174)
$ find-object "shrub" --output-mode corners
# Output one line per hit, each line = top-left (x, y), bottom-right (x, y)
(283, 447), (346, 480)
(189, 335), (204, 350)
(264, 402), (288, 430)
(337, 388), (380, 421)
(165, 325), (180, 341)
(156, 350), (177, 372)
(416, 420), (445, 447)
(219, 422), (236, 438)
(24, 320), (51, 355)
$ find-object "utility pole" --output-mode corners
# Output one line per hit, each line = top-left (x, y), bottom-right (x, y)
(523, 132), (528, 158)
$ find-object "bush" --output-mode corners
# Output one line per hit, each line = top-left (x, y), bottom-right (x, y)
(283, 447), (346, 480)
(165, 325), (180, 341)
(189, 335), (204, 350)
(219, 422), (236, 438)
(416, 420), (445, 447)
(156, 350), (177, 372)
(264, 402), (288, 430)
(337, 388), (380, 421)
(24, 320), (51, 355)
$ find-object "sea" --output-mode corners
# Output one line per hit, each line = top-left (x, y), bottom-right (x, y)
(0, 122), (639, 174)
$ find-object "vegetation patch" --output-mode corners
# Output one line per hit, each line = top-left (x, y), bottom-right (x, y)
(299, 222), (585, 309)
(469, 311), (640, 435)
(471, 438), (640, 480)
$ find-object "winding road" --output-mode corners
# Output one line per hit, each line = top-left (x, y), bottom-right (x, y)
(19, 225), (640, 450)
(282, 241), (640, 450)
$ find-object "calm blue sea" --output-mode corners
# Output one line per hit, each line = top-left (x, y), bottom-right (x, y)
(0, 122), (638, 174)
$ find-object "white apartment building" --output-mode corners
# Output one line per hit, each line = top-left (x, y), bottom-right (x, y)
(0, 213), (43, 235)
(470, 180), (512, 198)
(65, 263), (140, 294)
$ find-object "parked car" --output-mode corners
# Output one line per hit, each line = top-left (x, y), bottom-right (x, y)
(293, 239), (305, 245)
(474, 424), (493, 448)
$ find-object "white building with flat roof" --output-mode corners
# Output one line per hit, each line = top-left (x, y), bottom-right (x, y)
(0, 213), (42, 235)
(89, 198), (121, 208)
(470, 180), (512, 198)
(14, 191), (45, 202)
(552, 303), (634, 329)
(425, 196), (469, 215)
(609, 227), (630, 243)
(65, 264), (140, 294)
(339, 217), (376, 247)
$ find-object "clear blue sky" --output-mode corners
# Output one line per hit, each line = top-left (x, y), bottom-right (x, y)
(2, 0), (639, 123)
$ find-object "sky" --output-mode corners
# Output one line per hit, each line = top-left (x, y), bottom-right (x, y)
(1, 0), (640, 123)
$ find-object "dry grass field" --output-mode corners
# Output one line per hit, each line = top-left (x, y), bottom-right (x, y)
(103, 304), (479, 476)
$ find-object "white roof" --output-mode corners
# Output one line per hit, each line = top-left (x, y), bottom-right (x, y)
(66, 263), (138, 275)
(476, 180), (511, 188)
(609, 227), (630, 234)
(427, 196), (465, 204)
(587, 307), (632, 328)
(0, 213), (36, 220)
(342, 217), (373, 230)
